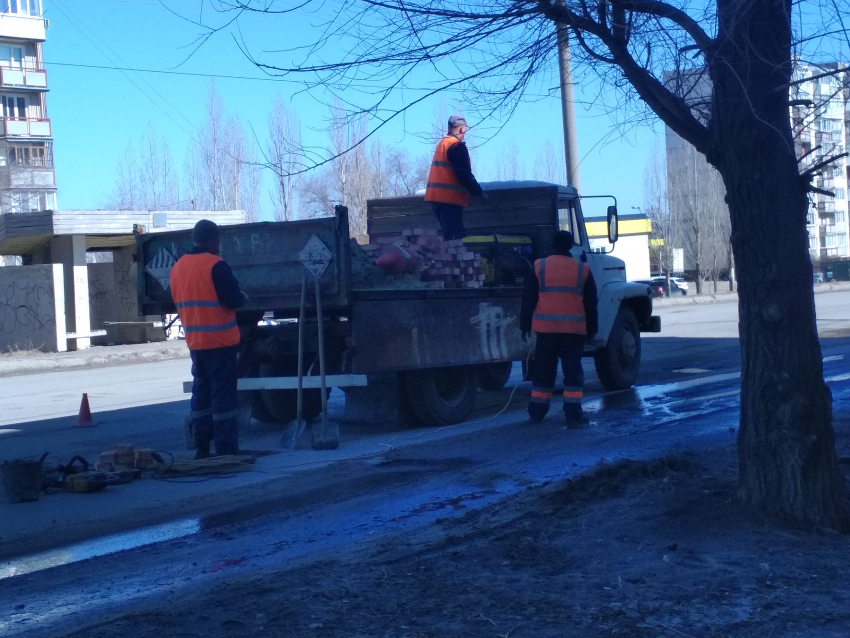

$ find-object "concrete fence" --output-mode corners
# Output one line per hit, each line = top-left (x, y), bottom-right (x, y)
(0, 264), (65, 352)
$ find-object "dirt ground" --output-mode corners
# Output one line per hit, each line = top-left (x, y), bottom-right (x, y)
(51, 417), (850, 638)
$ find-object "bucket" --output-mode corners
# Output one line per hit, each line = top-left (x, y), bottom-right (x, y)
(1, 458), (44, 503)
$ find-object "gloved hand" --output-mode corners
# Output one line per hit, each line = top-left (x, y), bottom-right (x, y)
(521, 330), (531, 343)
(479, 191), (490, 204)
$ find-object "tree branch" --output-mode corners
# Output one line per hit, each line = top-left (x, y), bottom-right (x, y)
(802, 152), (850, 178)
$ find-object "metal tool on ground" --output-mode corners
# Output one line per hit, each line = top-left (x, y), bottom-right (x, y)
(311, 275), (340, 450)
(71, 393), (98, 428)
(281, 275), (309, 449)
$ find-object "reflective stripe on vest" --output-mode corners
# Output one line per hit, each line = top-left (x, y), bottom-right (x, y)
(170, 252), (241, 350)
(531, 255), (588, 334)
(424, 135), (470, 207)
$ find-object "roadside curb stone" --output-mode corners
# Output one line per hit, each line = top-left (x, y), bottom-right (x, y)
(0, 340), (189, 378)
(653, 281), (850, 309)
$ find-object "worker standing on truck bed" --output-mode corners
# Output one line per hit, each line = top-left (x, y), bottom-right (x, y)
(520, 230), (598, 426)
(170, 220), (248, 459)
(424, 115), (487, 240)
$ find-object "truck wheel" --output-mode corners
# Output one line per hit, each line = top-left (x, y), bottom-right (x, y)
(477, 362), (513, 391)
(405, 367), (478, 426)
(259, 363), (325, 424)
(594, 306), (641, 390)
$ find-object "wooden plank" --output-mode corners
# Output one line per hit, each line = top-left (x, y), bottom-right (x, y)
(182, 374), (369, 394)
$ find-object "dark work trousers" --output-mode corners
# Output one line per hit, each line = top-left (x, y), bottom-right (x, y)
(528, 332), (586, 420)
(190, 344), (240, 456)
(431, 202), (466, 240)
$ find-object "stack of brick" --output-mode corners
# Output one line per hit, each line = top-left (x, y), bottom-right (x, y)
(365, 228), (486, 289)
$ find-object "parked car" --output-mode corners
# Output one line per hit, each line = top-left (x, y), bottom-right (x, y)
(649, 276), (689, 296)
(634, 279), (665, 298)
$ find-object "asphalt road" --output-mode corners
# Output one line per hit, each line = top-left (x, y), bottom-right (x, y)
(1, 293), (849, 637)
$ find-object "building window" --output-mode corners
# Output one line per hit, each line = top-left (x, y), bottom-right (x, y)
(0, 45), (23, 68)
(9, 142), (51, 166)
(0, 94), (26, 118)
(2, 0), (39, 16)
(835, 188), (846, 200)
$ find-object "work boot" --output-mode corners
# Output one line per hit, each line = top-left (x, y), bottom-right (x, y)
(193, 437), (212, 460)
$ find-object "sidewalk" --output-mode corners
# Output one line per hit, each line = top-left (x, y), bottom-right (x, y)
(653, 280), (850, 308)
(0, 340), (189, 378)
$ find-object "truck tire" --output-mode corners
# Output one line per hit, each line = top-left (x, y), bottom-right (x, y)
(259, 363), (325, 424)
(594, 306), (641, 390)
(405, 367), (478, 426)
(477, 362), (513, 391)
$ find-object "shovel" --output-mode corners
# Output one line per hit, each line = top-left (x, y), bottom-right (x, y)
(311, 276), (340, 450)
(281, 275), (309, 449)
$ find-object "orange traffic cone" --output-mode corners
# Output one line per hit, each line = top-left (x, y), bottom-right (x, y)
(72, 393), (98, 428)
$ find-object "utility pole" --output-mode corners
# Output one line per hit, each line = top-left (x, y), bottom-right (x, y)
(556, 12), (581, 192)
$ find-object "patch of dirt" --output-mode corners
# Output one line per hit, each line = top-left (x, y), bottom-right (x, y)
(53, 443), (850, 638)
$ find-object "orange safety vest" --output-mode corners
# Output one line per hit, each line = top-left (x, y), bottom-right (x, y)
(170, 252), (241, 350)
(424, 135), (470, 207)
(531, 255), (588, 335)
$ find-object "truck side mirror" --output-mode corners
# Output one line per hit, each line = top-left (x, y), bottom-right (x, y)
(607, 205), (619, 244)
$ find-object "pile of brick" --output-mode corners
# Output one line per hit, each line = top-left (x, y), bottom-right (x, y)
(96, 443), (156, 472)
(363, 228), (486, 289)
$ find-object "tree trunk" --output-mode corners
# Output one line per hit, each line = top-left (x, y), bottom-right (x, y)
(710, 0), (843, 528)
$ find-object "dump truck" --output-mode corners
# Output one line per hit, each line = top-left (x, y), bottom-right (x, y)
(137, 182), (660, 428)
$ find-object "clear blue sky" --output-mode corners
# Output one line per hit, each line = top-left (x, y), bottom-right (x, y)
(45, 0), (661, 218)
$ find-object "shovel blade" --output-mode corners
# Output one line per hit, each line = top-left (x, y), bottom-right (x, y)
(311, 419), (340, 450)
(281, 419), (308, 450)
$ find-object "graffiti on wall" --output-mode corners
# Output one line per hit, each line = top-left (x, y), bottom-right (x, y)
(0, 280), (55, 337)
(114, 259), (137, 317)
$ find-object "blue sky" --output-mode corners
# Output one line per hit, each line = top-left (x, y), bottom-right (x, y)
(45, 0), (661, 218)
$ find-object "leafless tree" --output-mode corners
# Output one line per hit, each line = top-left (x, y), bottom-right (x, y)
(493, 139), (523, 181)
(267, 95), (303, 222)
(193, 0), (850, 528)
(668, 137), (730, 294)
(642, 141), (674, 292)
(533, 139), (567, 186)
(107, 125), (179, 210)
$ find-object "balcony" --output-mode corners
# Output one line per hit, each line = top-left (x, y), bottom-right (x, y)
(0, 15), (46, 42)
(2, 117), (50, 137)
(0, 66), (46, 89)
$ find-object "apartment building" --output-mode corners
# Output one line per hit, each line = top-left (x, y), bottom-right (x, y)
(791, 64), (849, 262)
(0, 0), (55, 215)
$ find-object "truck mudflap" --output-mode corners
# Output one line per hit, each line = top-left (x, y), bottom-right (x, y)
(642, 315), (661, 333)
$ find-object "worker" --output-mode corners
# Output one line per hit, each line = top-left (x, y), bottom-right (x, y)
(424, 114), (488, 240)
(170, 219), (248, 459)
(520, 230), (598, 425)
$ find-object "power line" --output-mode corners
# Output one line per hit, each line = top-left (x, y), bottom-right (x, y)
(44, 61), (299, 83)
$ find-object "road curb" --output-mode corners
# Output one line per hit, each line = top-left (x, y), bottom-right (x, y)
(0, 341), (189, 378)
(654, 281), (850, 309)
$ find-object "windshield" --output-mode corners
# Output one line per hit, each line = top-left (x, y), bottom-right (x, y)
(557, 199), (583, 246)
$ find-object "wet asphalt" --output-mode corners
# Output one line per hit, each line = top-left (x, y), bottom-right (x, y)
(1, 301), (849, 636)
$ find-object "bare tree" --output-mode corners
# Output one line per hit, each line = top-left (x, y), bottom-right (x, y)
(493, 139), (523, 181)
(533, 139), (567, 186)
(668, 137), (730, 294)
(267, 95), (303, 222)
(197, 0), (850, 527)
(107, 126), (179, 210)
(643, 141), (674, 292)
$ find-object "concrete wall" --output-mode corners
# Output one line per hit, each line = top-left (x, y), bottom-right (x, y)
(0, 263), (65, 352)
(88, 262), (117, 346)
(112, 247), (166, 344)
